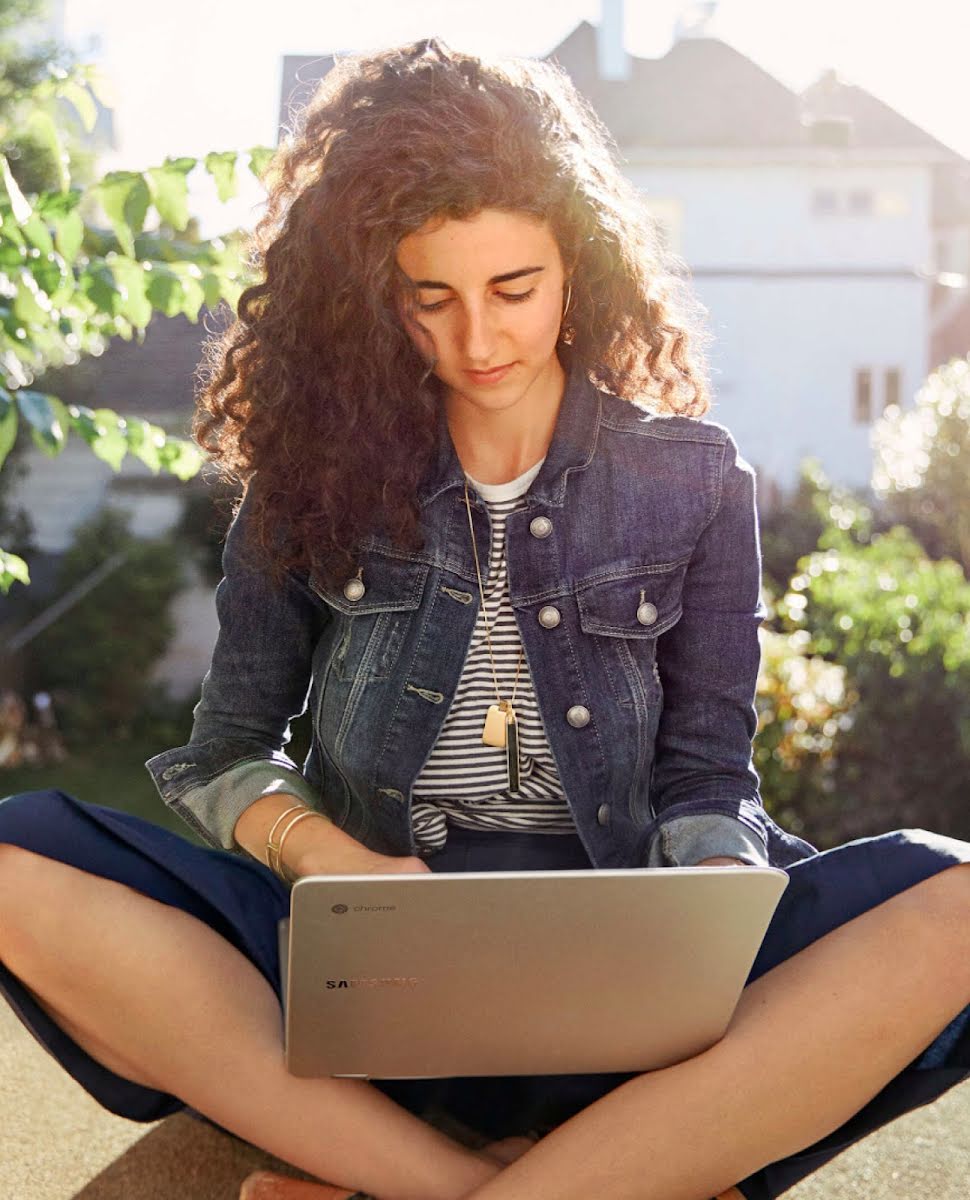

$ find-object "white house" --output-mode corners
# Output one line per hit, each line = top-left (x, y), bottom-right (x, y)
(543, 6), (970, 496)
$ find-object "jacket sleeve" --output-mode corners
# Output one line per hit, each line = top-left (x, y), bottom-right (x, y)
(645, 429), (771, 868)
(144, 485), (329, 853)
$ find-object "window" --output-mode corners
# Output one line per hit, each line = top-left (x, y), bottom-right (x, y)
(854, 368), (872, 423)
(884, 367), (901, 411)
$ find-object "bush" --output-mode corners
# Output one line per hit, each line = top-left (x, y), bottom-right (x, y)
(755, 612), (855, 846)
(771, 520), (970, 844)
(24, 506), (185, 748)
(872, 356), (970, 575)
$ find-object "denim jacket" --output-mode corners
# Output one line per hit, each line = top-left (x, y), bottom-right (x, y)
(145, 351), (817, 872)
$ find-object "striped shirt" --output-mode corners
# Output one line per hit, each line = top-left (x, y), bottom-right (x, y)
(410, 458), (577, 851)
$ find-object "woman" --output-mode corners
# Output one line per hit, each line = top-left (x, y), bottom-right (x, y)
(1, 37), (969, 1200)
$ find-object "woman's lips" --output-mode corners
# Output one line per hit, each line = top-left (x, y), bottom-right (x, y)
(464, 362), (515, 384)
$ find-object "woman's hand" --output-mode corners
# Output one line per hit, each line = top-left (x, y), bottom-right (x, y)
(295, 841), (432, 879)
(477, 1134), (541, 1166)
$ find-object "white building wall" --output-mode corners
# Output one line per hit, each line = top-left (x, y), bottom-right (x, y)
(696, 276), (926, 489)
(13, 443), (184, 553)
(633, 159), (932, 492)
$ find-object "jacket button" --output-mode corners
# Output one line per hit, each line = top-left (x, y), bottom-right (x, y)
(597, 803), (610, 825)
(566, 705), (590, 728)
(529, 516), (553, 539)
(538, 605), (561, 629)
(636, 601), (658, 626)
(343, 577), (365, 602)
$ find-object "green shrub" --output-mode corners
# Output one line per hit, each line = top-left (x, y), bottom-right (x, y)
(24, 506), (185, 748)
(771, 520), (970, 844)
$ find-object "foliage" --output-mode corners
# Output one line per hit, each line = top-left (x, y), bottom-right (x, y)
(758, 460), (827, 599)
(768, 514), (970, 845)
(754, 611), (855, 844)
(0, 18), (280, 592)
(872, 355), (970, 574)
(22, 506), (185, 746)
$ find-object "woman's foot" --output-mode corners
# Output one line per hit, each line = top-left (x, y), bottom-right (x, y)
(239, 1171), (365, 1199)
(238, 1134), (540, 1198)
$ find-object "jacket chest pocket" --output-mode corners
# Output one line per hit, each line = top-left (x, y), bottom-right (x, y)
(576, 560), (687, 710)
(309, 554), (429, 684)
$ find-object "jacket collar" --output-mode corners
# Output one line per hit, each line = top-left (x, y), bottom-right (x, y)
(416, 346), (602, 510)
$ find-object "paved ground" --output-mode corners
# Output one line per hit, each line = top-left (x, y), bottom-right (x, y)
(2, 1001), (969, 1199)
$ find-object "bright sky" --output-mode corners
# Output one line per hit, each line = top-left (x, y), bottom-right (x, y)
(62, 0), (970, 237)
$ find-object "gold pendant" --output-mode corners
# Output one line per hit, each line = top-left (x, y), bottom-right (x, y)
(482, 703), (508, 748)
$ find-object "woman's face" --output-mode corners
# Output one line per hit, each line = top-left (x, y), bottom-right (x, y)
(395, 207), (569, 413)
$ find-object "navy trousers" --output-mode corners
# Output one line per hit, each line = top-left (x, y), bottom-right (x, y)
(1, 788), (969, 1199)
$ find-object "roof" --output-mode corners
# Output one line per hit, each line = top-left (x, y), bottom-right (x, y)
(545, 23), (967, 163)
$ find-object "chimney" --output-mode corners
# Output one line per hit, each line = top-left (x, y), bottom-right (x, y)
(597, 0), (630, 82)
(673, 1), (719, 42)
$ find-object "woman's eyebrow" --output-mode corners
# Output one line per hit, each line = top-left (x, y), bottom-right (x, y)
(411, 265), (546, 290)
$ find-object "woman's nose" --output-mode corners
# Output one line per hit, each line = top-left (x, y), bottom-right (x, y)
(457, 302), (499, 362)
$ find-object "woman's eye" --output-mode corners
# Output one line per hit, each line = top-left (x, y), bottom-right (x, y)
(416, 288), (536, 314)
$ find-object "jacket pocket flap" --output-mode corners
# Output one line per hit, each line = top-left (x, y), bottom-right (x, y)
(577, 562), (687, 638)
(309, 553), (429, 616)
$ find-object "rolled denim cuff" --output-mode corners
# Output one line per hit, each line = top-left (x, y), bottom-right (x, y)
(646, 813), (770, 868)
(146, 755), (322, 852)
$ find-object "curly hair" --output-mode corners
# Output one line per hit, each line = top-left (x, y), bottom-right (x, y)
(194, 36), (715, 590)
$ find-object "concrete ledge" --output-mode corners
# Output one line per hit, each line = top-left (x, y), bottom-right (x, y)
(3, 1002), (970, 1198)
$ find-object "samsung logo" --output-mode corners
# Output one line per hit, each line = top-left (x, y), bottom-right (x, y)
(326, 977), (419, 989)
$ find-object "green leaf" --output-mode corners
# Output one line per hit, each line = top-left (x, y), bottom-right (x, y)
(59, 78), (98, 133)
(78, 262), (121, 316)
(145, 263), (185, 317)
(24, 108), (67, 193)
(93, 171), (151, 258)
(0, 548), (30, 593)
(20, 211), (55, 255)
(0, 153), (32, 224)
(51, 208), (84, 262)
(81, 64), (114, 111)
(66, 403), (107, 445)
(145, 157), (194, 231)
(125, 417), (165, 472)
(0, 386), (17, 470)
(90, 406), (129, 470)
(109, 256), (153, 329)
(169, 263), (206, 320)
(204, 151), (238, 203)
(34, 188), (82, 220)
(201, 270), (224, 312)
(0, 226), (25, 264)
(247, 145), (276, 185)
(30, 251), (70, 301)
(157, 436), (203, 481)
(16, 389), (67, 456)
(12, 268), (52, 323)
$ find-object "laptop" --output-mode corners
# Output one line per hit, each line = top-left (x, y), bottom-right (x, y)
(278, 864), (787, 1079)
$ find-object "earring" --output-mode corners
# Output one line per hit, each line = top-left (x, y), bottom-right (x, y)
(562, 280), (573, 319)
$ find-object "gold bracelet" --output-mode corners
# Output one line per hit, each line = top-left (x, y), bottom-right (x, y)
(275, 809), (330, 882)
(266, 804), (308, 876)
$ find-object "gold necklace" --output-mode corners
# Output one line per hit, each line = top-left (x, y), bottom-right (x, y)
(463, 476), (523, 792)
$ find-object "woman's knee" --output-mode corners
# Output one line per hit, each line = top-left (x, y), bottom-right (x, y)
(0, 788), (79, 854)
(894, 859), (970, 988)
